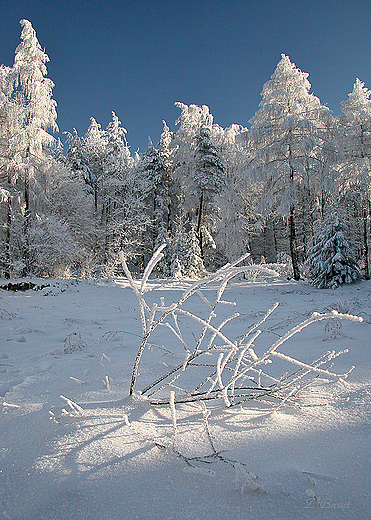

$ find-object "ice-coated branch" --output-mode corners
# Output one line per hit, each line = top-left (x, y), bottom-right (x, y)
(271, 351), (355, 379)
(121, 248), (362, 407)
(140, 244), (167, 293)
(170, 390), (177, 448)
(120, 247), (256, 395)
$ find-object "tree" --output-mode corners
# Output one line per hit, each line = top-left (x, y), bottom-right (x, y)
(169, 222), (204, 279)
(65, 112), (149, 275)
(10, 19), (58, 275)
(248, 54), (335, 280)
(305, 215), (360, 289)
(170, 221), (189, 278)
(140, 138), (172, 252)
(212, 124), (249, 264)
(172, 103), (227, 264)
(0, 64), (23, 277)
(192, 126), (226, 259)
(338, 78), (371, 277)
(185, 225), (205, 278)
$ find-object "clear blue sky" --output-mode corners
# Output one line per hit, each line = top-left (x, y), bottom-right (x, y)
(1, 0), (371, 152)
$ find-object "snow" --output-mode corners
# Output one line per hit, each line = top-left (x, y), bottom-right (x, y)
(1, 274), (371, 519)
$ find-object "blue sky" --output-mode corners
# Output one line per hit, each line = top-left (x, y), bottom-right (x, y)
(1, 0), (371, 152)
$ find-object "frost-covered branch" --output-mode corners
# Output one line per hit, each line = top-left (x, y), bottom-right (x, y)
(120, 247), (362, 407)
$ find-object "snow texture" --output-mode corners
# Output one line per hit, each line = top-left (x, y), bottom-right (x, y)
(1, 271), (371, 519)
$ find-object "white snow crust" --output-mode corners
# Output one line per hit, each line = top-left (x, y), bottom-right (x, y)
(0, 275), (370, 519)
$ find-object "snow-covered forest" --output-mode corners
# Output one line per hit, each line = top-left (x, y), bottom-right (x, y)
(1, 20), (371, 282)
(2, 20), (371, 520)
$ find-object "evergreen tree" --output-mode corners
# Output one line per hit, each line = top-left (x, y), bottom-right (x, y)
(0, 20), (60, 276)
(192, 125), (226, 259)
(140, 138), (172, 251)
(306, 216), (360, 289)
(79, 117), (107, 213)
(185, 226), (205, 278)
(170, 222), (189, 278)
(153, 226), (172, 277)
(171, 224), (204, 279)
(172, 104), (227, 265)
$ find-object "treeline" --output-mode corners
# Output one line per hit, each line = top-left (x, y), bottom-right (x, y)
(0, 21), (370, 279)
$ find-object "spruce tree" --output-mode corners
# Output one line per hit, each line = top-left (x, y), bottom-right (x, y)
(170, 222), (189, 278)
(306, 216), (361, 289)
(184, 226), (205, 278)
(193, 125), (226, 259)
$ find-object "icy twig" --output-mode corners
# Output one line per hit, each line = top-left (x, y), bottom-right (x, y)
(140, 244), (167, 293)
(234, 463), (260, 494)
(170, 390), (177, 448)
(121, 248), (362, 408)
(70, 376), (87, 385)
(60, 395), (84, 416)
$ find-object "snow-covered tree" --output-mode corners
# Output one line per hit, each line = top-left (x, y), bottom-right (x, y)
(211, 124), (249, 264)
(171, 222), (204, 278)
(64, 121), (105, 269)
(153, 226), (172, 277)
(338, 78), (371, 276)
(77, 117), (107, 213)
(171, 103), (214, 217)
(170, 222), (189, 278)
(10, 19), (58, 275)
(172, 103), (227, 265)
(340, 78), (371, 161)
(192, 125), (226, 258)
(0, 65), (22, 277)
(184, 225), (205, 278)
(248, 54), (336, 279)
(140, 137), (172, 253)
(65, 112), (149, 274)
(0, 20), (60, 276)
(305, 215), (360, 289)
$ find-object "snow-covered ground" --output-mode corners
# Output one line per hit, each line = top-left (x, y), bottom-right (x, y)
(1, 273), (370, 520)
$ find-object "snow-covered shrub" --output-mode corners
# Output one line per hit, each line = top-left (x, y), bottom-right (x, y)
(184, 226), (204, 278)
(275, 251), (294, 277)
(306, 216), (361, 289)
(63, 328), (87, 354)
(153, 227), (172, 277)
(171, 224), (204, 278)
(170, 224), (189, 278)
(120, 246), (362, 408)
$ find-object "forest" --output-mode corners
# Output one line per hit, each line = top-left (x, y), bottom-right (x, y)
(0, 19), (370, 283)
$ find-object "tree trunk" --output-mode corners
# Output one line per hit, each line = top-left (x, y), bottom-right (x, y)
(153, 192), (157, 253)
(363, 203), (370, 278)
(4, 194), (12, 279)
(287, 148), (300, 280)
(272, 218), (278, 261)
(289, 205), (300, 280)
(22, 167), (31, 277)
(196, 192), (204, 258)
(94, 185), (98, 213)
